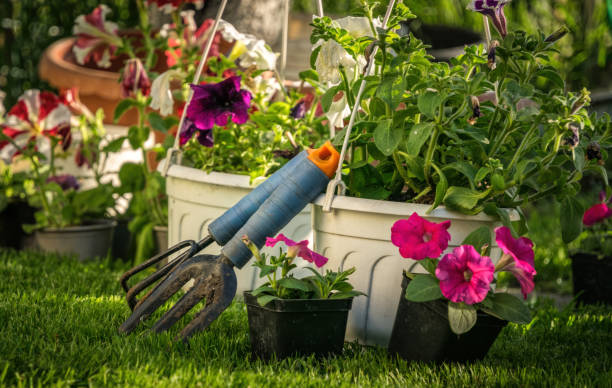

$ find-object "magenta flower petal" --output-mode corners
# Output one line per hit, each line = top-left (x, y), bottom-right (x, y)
(46, 174), (80, 191)
(495, 226), (536, 299)
(467, 0), (510, 38)
(391, 213), (451, 260)
(583, 203), (612, 226)
(436, 245), (494, 304)
(265, 233), (328, 267)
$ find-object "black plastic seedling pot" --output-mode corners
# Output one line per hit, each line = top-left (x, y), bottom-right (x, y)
(571, 251), (612, 305)
(388, 274), (507, 363)
(244, 292), (353, 359)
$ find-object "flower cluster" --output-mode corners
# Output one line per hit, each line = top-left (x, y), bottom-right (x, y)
(392, 213), (535, 333)
(392, 213), (536, 304)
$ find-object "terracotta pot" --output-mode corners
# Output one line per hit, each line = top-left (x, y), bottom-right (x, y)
(39, 38), (138, 126)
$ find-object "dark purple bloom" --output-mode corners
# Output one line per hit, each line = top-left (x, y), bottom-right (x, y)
(467, 0), (511, 38)
(179, 118), (213, 147)
(290, 101), (306, 119)
(121, 58), (151, 98)
(185, 76), (252, 134)
(586, 142), (602, 163)
(46, 174), (80, 191)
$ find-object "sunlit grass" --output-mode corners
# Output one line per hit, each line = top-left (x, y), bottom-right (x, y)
(0, 248), (610, 387)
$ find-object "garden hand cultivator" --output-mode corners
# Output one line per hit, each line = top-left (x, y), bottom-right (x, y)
(119, 142), (339, 341)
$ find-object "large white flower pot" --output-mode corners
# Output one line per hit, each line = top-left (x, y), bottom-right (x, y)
(312, 195), (509, 347)
(166, 164), (312, 296)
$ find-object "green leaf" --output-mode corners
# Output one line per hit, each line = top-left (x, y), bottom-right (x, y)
(251, 286), (275, 297)
(404, 274), (443, 302)
(443, 187), (487, 212)
(484, 293), (531, 324)
(113, 98), (137, 123)
(118, 163), (146, 193)
(376, 74), (406, 110)
(537, 69), (565, 89)
(374, 119), (402, 156)
(429, 163), (448, 212)
(258, 265), (277, 277)
(321, 85), (341, 112)
(147, 112), (168, 133)
(309, 45), (321, 69)
(418, 259), (438, 275)
(484, 204), (519, 237)
(448, 302), (477, 335)
(257, 294), (280, 307)
(417, 91), (442, 119)
(462, 226), (492, 254)
(102, 136), (126, 153)
(491, 173), (505, 191)
(277, 277), (310, 292)
(405, 122), (434, 155)
(560, 196), (584, 243)
(298, 69), (318, 82)
(475, 167), (490, 183)
(330, 291), (364, 299)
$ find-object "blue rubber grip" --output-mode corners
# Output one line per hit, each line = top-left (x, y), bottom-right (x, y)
(208, 151), (307, 245)
(221, 156), (329, 268)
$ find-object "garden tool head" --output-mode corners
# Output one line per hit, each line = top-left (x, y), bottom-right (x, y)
(118, 141), (340, 342)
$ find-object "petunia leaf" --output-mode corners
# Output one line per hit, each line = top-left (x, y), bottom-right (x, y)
(277, 277), (310, 292)
(257, 294), (280, 307)
(374, 119), (402, 156)
(405, 122), (435, 155)
(462, 226), (492, 255)
(113, 98), (137, 123)
(417, 91), (443, 119)
(251, 286), (275, 297)
(560, 196), (584, 243)
(404, 274), (443, 302)
(448, 302), (477, 335)
(483, 292), (531, 324)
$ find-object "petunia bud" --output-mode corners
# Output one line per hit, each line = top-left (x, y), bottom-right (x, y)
(241, 235), (263, 263)
(570, 88), (591, 115)
(563, 124), (580, 149)
(468, 96), (482, 125)
(290, 101), (306, 119)
(586, 142), (603, 164)
(544, 26), (569, 44)
(487, 40), (499, 70)
(121, 59), (151, 98)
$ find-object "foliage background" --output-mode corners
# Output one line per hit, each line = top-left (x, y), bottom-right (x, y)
(1, 0), (611, 108)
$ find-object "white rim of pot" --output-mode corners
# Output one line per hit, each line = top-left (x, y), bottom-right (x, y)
(162, 161), (255, 189)
(312, 194), (511, 222)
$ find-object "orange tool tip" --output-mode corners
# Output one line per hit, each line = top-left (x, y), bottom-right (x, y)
(307, 141), (340, 178)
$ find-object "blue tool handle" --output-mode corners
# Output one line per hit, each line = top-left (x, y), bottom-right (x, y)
(221, 156), (329, 268)
(208, 151), (307, 245)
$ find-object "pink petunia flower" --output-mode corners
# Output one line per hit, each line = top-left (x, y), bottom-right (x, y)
(265, 234), (328, 267)
(583, 191), (612, 226)
(494, 226), (536, 299)
(72, 5), (123, 68)
(0, 90), (72, 163)
(391, 213), (451, 261)
(435, 245), (495, 305)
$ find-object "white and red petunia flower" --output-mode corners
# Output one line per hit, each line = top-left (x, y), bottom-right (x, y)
(146, 0), (204, 14)
(72, 5), (123, 68)
(0, 90), (72, 163)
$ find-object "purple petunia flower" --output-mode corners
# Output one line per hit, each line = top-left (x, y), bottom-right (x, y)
(46, 174), (80, 191)
(467, 0), (511, 38)
(290, 101), (306, 119)
(182, 76), (252, 146)
(179, 118), (213, 147)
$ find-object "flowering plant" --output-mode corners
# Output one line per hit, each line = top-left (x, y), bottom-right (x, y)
(243, 234), (364, 306)
(311, 1), (611, 240)
(571, 190), (612, 258)
(0, 90), (116, 230)
(392, 213), (534, 334)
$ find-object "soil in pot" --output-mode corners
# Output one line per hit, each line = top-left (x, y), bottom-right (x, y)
(34, 219), (117, 261)
(388, 274), (507, 363)
(571, 252), (612, 305)
(244, 292), (352, 359)
(0, 201), (36, 249)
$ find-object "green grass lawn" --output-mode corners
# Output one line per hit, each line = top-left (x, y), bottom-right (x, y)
(1, 249), (611, 387)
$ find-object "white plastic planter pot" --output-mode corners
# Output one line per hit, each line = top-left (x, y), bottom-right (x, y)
(312, 195), (509, 347)
(166, 164), (312, 296)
